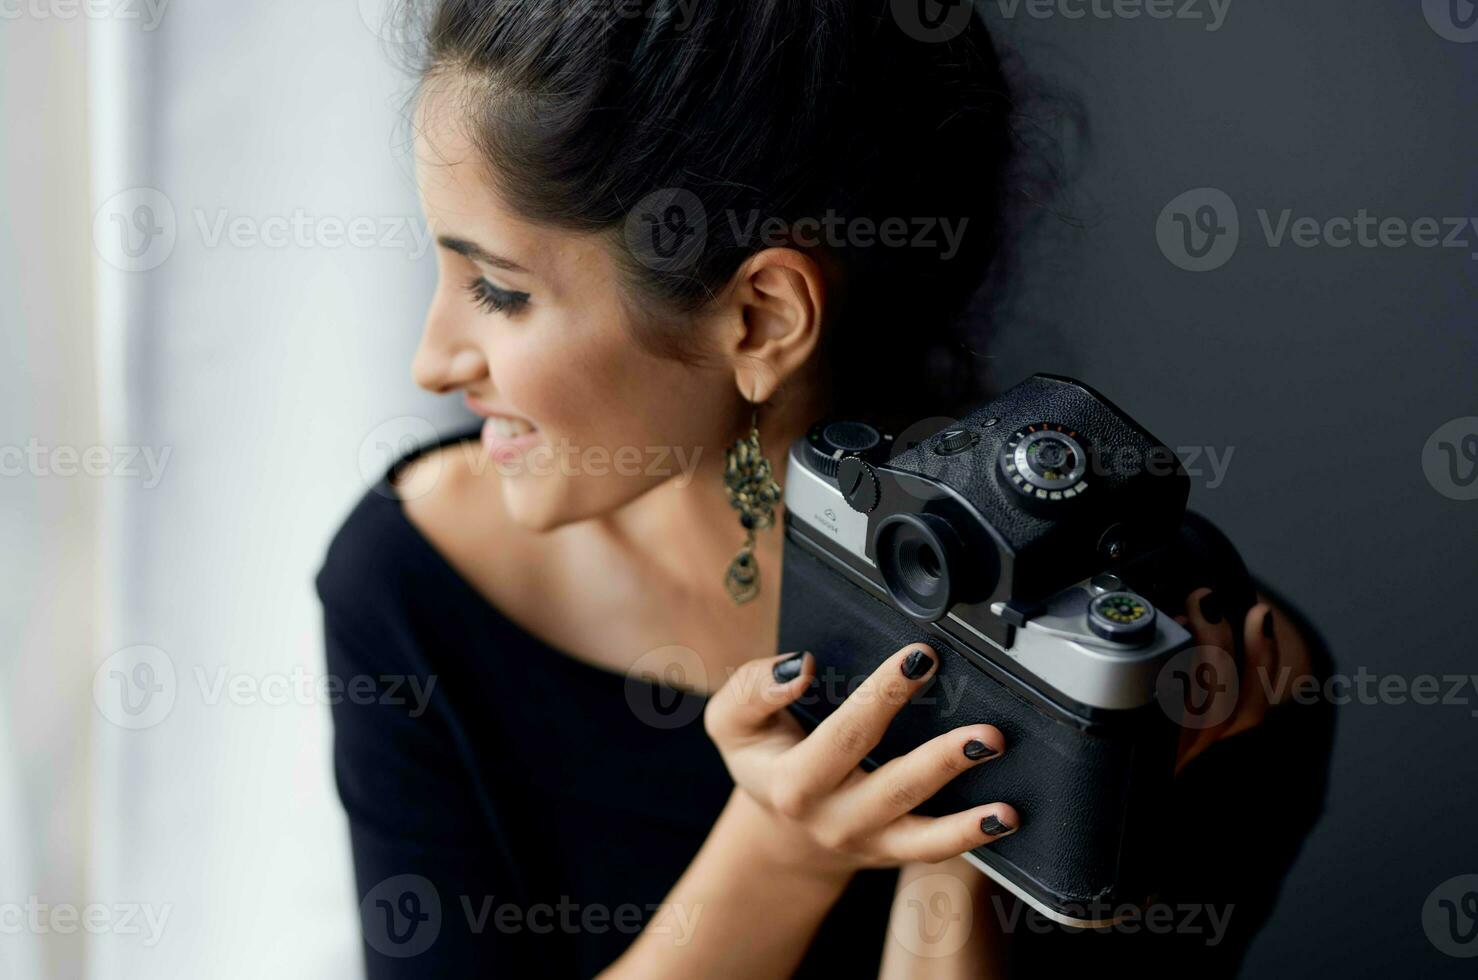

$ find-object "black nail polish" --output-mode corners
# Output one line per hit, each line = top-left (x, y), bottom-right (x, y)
(980, 814), (1014, 836)
(901, 648), (934, 679)
(1199, 592), (1224, 625)
(964, 740), (999, 761)
(772, 652), (804, 684)
(1262, 610), (1275, 639)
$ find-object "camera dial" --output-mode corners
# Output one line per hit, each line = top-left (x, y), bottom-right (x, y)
(801, 419), (884, 478)
(1086, 590), (1157, 645)
(999, 423), (1090, 507)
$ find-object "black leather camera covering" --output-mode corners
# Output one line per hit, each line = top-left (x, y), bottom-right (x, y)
(779, 535), (1181, 915)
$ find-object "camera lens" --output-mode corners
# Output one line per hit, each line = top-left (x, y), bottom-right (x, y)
(872, 512), (992, 622)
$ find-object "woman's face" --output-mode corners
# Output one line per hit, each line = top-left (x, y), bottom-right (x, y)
(410, 87), (737, 532)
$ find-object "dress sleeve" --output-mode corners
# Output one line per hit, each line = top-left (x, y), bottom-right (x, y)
(316, 497), (547, 977)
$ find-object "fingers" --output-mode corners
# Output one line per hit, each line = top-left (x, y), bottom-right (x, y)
(874, 803), (1021, 865)
(1173, 588), (1239, 772)
(1219, 602), (1276, 735)
(773, 643), (940, 815)
(826, 724), (1006, 834)
(1185, 587), (1235, 654)
(703, 651), (814, 747)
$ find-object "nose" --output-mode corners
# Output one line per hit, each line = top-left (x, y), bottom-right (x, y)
(412, 295), (488, 394)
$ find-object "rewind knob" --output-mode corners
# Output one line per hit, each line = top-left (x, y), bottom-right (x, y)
(837, 456), (881, 513)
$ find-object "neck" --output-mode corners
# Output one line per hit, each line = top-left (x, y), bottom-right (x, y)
(601, 396), (823, 612)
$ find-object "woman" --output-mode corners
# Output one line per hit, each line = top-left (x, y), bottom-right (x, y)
(317, 1), (1334, 976)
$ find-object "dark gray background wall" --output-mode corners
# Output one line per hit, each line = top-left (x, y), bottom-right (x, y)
(967, 1), (1476, 973)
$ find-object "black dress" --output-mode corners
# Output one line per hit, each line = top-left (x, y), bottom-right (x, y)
(316, 428), (1334, 979)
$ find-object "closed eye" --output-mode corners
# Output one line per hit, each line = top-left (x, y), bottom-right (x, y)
(465, 277), (531, 316)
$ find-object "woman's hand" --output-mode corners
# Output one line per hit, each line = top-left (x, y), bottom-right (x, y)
(703, 643), (1018, 878)
(1172, 589), (1314, 774)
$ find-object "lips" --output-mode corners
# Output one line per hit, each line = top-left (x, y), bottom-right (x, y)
(466, 394), (542, 463)
(465, 394), (537, 428)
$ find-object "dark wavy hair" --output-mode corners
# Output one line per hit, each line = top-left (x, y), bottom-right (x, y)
(402, 0), (1018, 428)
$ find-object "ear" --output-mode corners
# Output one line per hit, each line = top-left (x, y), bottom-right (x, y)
(719, 248), (826, 404)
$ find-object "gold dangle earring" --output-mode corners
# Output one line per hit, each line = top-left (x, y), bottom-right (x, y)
(722, 405), (784, 604)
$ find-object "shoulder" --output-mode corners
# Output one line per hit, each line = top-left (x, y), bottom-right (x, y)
(315, 430), (559, 644)
(314, 430), (487, 635)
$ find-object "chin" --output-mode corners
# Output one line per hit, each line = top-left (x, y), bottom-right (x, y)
(499, 470), (672, 533)
(499, 477), (572, 534)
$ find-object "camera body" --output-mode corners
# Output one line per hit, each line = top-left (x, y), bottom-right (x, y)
(778, 374), (1253, 926)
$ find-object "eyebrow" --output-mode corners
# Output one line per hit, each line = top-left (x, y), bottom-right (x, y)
(436, 236), (532, 275)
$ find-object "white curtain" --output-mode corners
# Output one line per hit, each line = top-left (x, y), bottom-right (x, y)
(5, 2), (465, 978)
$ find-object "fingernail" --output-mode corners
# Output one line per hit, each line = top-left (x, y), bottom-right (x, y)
(1262, 610), (1275, 639)
(980, 814), (1015, 837)
(964, 739), (1000, 761)
(1198, 592), (1224, 625)
(772, 652), (805, 684)
(901, 647), (934, 679)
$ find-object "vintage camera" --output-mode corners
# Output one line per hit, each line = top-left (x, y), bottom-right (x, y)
(778, 374), (1255, 926)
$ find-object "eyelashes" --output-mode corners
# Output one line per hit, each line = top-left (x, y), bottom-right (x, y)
(464, 277), (531, 316)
